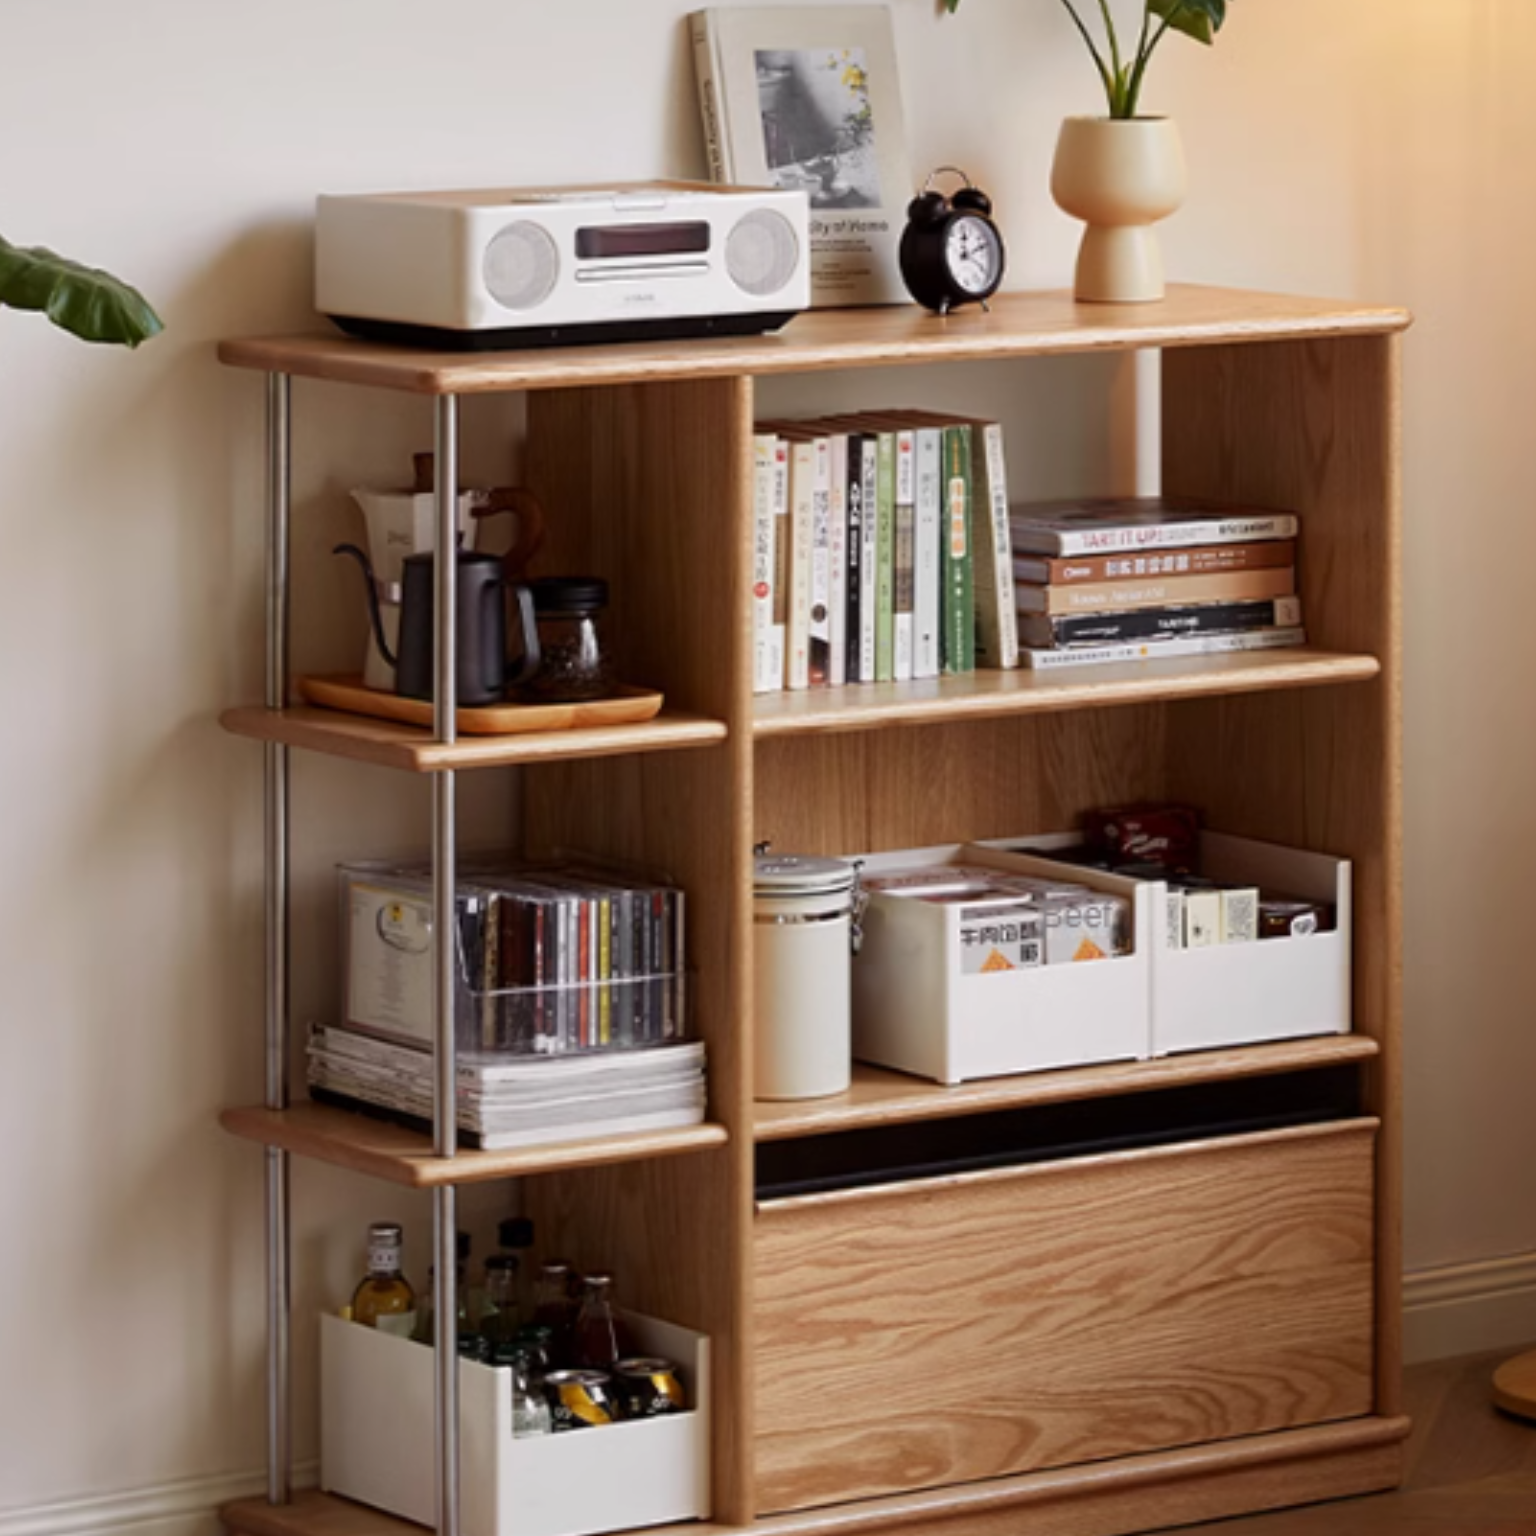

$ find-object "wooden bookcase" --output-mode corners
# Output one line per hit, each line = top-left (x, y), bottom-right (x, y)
(218, 284), (1408, 1536)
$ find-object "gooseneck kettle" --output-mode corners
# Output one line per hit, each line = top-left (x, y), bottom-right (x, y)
(334, 543), (540, 706)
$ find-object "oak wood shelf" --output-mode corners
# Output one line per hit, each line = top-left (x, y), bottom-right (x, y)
(220, 280), (1407, 1536)
(219, 1101), (729, 1188)
(218, 704), (727, 771)
(215, 284), (1409, 396)
(752, 1035), (1382, 1143)
(751, 648), (1380, 738)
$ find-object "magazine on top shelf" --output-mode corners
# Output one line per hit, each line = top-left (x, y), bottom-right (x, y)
(1009, 496), (1300, 557)
(690, 5), (914, 306)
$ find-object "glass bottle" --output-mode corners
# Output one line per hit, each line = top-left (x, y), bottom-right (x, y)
(574, 1271), (630, 1371)
(509, 1346), (552, 1438)
(496, 1215), (536, 1321)
(480, 1254), (522, 1365)
(532, 1259), (579, 1367)
(413, 1231), (482, 1357)
(352, 1222), (417, 1337)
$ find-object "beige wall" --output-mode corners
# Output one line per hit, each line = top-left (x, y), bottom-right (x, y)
(0, 0), (1529, 1528)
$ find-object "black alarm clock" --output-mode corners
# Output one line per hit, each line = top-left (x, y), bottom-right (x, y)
(898, 167), (1006, 315)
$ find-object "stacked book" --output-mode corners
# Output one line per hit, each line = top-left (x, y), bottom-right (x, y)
(307, 1023), (707, 1151)
(751, 411), (1021, 692)
(1009, 497), (1305, 671)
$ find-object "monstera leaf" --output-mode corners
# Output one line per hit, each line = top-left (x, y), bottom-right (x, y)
(0, 237), (163, 347)
(1150, 0), (1227, 46)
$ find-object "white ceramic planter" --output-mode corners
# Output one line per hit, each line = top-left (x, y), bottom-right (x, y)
(1050, 116), (1187, 303)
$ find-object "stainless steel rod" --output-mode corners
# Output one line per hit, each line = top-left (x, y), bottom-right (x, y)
(432, 394), (461, 1536)
(263, 372), (293, 1506)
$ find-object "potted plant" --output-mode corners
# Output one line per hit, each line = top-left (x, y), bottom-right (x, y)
(944, 0), (1233, 302)
(0, 237), (163, 345)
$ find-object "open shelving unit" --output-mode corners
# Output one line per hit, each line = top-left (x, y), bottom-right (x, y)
(217, 282), (1408, 1536)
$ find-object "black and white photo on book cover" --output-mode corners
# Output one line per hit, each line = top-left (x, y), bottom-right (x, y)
(691, 5), (914, 307)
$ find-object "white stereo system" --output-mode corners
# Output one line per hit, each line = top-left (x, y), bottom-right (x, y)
(315, 180), (810, 349)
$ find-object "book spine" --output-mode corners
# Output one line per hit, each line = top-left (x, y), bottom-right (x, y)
(771, 439), (789, 689)
(828, 433), (849, 686)
(1015, 565), (1296, 616)
(1020, 624), (1307, 671)
(1011, 512), (1301, 557)
(689, 13), (730, 182)
(752, 433), (778, 693)
(1023, 595), (1305, 648)
(596, 891), (612, 1046)
(1014, 539), (1297, 586)
(913, 428), (942, 679)
(808, 436), (832, 685)
(893, 429), (915, 682)
(859, 436), (879, 682)
(971, 421), (1019, 669)
(942, 425), (975, 673)
(787, 440), (815, 689)
(844, 434), (864, 682)
(874, 433), (896, 681)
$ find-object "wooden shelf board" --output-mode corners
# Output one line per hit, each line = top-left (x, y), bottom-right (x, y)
(219, 704), (727, 771)
(752, 649), (1381, 737)
(219, 1101), (729, 1187)
(753, 1035), (1382, 1142)
(219, 1414), (1410, 1536)
(215, 285), (1412, 395)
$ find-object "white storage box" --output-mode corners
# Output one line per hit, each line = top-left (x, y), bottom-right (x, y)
(981, 831), (1352, 1057)
(321, 1311), (710, 1536)
(849, 844), (1152, 1085)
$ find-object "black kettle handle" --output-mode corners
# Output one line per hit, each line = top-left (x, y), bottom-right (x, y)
(505, 582), (541, 688)
(333, 543), (397, 669)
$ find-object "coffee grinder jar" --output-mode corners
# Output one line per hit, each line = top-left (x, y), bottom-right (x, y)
(753, 853), (859, 1101)
(520, 577), (615, 702)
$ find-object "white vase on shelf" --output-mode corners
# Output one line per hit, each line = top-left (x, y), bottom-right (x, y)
(1050, 115), (1187, 303)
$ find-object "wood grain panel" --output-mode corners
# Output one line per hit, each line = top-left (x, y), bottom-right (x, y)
(520, 378), (757, 1524)
(216, 286), (1409, 395)
(754, 1122), (1377, 1514)
(1162, 335), (1403, 1417)
(754, 708), (1169, 858)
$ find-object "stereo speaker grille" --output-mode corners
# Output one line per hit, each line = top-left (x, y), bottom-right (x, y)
(483, 222), (559, 311)
(725, 208), (799, 297)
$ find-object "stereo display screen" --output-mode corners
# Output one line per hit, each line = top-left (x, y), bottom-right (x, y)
(576, 222), (711, 259)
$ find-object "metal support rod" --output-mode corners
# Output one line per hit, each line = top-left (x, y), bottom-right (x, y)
(432, 393), (461, 1536)
(263, 372), (293, 1506)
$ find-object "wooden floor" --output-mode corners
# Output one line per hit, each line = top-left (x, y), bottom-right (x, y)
(1171, 1351), (1536, 1534)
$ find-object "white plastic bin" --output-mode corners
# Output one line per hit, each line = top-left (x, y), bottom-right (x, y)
(320, 1310), (711, 1536)
(980, 831), (1352, 1057)
(849, 843), (1152, 1084)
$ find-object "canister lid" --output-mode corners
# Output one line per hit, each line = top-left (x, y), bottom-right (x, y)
(753, 853), (856, 897)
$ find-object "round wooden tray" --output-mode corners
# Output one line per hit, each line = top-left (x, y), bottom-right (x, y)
(296, 674), (664, 736)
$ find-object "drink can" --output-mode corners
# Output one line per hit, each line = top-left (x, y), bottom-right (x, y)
(543, 1368), (614, 1431)
(612, 1357), (686, 1418)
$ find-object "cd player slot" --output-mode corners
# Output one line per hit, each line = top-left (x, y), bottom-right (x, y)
(575, 262), (712, 284)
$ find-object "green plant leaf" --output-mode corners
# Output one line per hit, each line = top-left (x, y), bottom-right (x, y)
(0, 237), (164, 347)
(1149, 0), (1227, 46)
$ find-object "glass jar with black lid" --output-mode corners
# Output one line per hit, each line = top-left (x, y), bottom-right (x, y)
(519, 576), (614, 702)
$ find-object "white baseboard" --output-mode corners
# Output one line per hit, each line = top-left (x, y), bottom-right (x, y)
(0, 1464), (317, 1536)
(1404, 1250), (1536, 1364)
(7, 1261), (1536, 1536)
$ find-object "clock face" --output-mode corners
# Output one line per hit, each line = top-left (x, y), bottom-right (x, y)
(945, 214), (1003, 297)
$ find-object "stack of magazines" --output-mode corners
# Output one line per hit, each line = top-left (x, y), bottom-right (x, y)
(307, 1024), (707, 1151)
(1010, 497), (1304, 670)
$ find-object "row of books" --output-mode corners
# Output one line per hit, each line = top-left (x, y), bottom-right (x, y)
(308, 1023), (707, 1151)
(1008, 498), (1307, 671)
(751, 411), (1019, 693)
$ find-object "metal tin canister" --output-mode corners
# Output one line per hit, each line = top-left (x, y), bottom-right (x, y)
(753, 853), (857, 1101)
